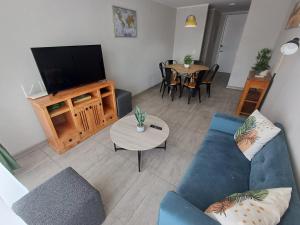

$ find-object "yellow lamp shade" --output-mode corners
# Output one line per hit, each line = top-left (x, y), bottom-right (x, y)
(185, 15), (197, 28)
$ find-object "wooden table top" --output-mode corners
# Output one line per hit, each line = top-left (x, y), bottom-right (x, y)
(110, 115), (169, 151)
(165, 64), (209, 74)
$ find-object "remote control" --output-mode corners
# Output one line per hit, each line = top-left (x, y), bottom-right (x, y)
(150, 124), (162, 130)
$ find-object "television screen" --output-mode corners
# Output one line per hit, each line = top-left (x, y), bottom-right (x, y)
(31, 45), (106, 94)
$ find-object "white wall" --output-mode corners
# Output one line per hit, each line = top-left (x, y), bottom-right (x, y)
(227, 0), (292, 88)
(262, 0), (300, 187)
(173, 4), (208, 62)
(0, 0), (176, 155)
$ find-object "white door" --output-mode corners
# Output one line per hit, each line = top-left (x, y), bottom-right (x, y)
(217, 14), (247, 73)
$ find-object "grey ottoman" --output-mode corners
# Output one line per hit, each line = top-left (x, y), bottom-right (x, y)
(115, 89), (132, 118)
(12, 167), (105, 225)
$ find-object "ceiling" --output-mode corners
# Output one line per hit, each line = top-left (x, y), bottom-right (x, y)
(152, 0), (252, 12)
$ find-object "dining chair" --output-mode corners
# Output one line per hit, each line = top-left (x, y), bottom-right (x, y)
(159, 62), (166, 93)
(200, 64), (219, 97)
(162, 68), (181, 101)
(193, 60), (202, 65)
(181, 71), (205, 104)
(165, 60), (177, 65)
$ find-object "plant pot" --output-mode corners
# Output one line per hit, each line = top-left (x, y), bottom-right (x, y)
(184, 64), (190, 68)
(137, 125), (145, 133)
(254, 69), (269, 78)
(259, 70), (269, 77)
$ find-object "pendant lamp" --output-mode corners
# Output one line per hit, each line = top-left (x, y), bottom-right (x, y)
(185, 15), (197, 28)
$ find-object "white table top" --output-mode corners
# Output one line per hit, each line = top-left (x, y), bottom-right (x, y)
(110, 115), (169, 151)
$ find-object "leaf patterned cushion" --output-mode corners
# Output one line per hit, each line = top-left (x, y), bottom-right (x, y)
(205, 188), (292, 225)
(234, 110), (281, 160)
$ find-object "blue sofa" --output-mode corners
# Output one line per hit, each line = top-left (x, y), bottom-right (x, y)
(158, 113), (300, 225)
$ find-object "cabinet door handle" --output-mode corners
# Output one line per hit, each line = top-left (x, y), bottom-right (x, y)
(79, 132), (82, 135)
(89, 106), (92, 109)
(74, 113), (77, 117)
(69, 139), (72, 142)
(86, 108), (88, 111)
(99, 103), (102, 106)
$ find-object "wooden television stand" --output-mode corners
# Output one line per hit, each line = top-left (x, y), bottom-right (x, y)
(31, 80), (118, 154)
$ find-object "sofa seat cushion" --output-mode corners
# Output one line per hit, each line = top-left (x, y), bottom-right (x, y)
(250, 125), (300, 225)
(177, 129), (250, 210)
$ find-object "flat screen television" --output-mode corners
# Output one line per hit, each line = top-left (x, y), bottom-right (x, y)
(31, 45), (106, 94)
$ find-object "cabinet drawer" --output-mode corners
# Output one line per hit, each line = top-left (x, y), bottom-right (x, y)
(62, 134), (80, 148)
(105, 115), (116, 124)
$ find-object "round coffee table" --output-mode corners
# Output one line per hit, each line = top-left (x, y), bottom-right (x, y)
(110, 115), (169, 172)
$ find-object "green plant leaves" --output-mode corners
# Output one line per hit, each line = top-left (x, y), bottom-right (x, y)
(252, 48), (272, 73)
(134, 106), (146, 127)
(184, 55), (193, 65)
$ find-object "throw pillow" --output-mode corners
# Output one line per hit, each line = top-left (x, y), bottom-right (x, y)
(205, 188), (292, 225)
(234, 110), (281, 160)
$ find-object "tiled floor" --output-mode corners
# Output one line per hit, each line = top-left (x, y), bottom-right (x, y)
(15, 73), (241, 225)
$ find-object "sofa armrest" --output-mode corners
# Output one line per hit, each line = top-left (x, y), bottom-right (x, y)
(158, 192), (220, 225)
(209, 113), (245, 135)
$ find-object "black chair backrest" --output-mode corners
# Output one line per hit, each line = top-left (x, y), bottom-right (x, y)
(193, 60), (202, 65)
(195, 71), (206, 86)
(165, 60), (177, 65)
(159, 62), (165, 78)
(164, 68), (175, 85)
(205, 64), (219, 82)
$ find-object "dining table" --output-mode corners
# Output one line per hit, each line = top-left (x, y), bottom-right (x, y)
(165, 63), (209, 84)
(165, 63), (209, 75)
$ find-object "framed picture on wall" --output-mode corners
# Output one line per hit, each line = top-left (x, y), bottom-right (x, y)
(112, 6), (137, 37)
(286, 2), (300, 29)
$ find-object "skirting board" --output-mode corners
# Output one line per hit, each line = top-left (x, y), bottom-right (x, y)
(226, 85), (243, 91)
(14, 140), (48, 159)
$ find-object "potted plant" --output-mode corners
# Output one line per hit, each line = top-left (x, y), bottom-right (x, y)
(184, 55), (193, 68)
(252, 48), (272, 77)
(134, 106), (146, 132)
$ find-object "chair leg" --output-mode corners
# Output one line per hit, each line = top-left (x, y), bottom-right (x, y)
(162, 84), (166, 98)
(179, 84), (182, 97)
(198, 87), (201, 103)
(171, 86), (175, 101)
(180, 85), (184, 98)
(160, 81), (163, 93)
(206, 84), (211, 97)
(188, 89), (192, 104)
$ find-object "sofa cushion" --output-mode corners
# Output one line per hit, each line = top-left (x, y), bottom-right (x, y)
(234, 110), (281, 160)
(205, 188), (292, 225)
(177, 129), (250, 210)
(250, 125), (300, 225)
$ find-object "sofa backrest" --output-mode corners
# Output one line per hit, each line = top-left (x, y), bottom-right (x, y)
(250, 124), (299, 194)
(250, 124), (300, 224)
